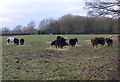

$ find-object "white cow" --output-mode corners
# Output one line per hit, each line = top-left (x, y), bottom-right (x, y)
(7, 37), (14, 45)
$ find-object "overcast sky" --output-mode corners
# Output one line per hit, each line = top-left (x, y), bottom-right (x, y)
(0, 0), (87, 29)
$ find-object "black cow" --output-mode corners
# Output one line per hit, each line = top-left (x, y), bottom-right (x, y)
(95, 37), (106, 46)
(57, 36), (62, 39)
(69, 39), (76, 47)
(74, 38), (78, 44)
(51, 36), (68, 49)
(55, 37), (67, 48)
(20, 39), (24, 45)
(14, 38), (19, 45)
(51, 40), (56, 46)
(106, 38), (113, 46)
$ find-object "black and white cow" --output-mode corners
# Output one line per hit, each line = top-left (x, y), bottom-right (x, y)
(69, 38), (78, 47)
(20, 39), (25, 45)
(74, 38), (78, 44)
(106, 37), (113, 47)
(7, 37), (14, 45)
(69, 38), (76, 47)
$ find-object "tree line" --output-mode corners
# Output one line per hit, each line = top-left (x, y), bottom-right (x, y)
(2, 14), (118, 35)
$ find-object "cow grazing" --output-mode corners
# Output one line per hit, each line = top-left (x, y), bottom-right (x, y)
(91, 37), (106, 47)
(7, 37), (14, 45)
(91, 39), (97, 47)
(65, 42), (68, 46)
(74, 38), (78, 44)
(57, 36), (62, 39)
(14, 38), (19, 45)
(55, 37), (67, 48)
(51, 40), (55, 45)
(106, 38), (113, 46)
(69, 38), (76, 47)
(51, 36), (68, 49)
(95, 37), (105, 46)
(20, 39), (25, 45)
(69, 38), (78, 47)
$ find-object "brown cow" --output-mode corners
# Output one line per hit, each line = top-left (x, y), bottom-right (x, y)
(91, 39), (97, 47)
(91, 37), (106, 47)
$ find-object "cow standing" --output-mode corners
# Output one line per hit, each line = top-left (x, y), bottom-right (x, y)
(91, 37), (106, 47)
(74, 38), (78, 45)
(69, 38), (78, 47)
(91, 39), (97, 47)
(20, 39), (25, 45)
(14, 38), (19, 45)
(51, 36), (68, 49)
(95, 37), (106, 46)
(106, 37), (113, 47)
(7, 37), (14, 45)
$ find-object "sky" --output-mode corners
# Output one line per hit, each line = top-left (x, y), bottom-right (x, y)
(0, 0), (87, 29)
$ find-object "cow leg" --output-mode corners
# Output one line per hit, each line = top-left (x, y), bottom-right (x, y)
(55, 45), (57, 48)
(96, 44), (98, 48)
(111, 43), (112, 46)
(111, 42), (113, 46)
(108, 43), (110, 47)
(92, 43), (95, 47)
(60, 46), (62, 49)
(73, 45), (75, 48)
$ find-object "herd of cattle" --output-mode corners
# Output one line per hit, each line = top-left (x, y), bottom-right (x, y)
(50, 36), (113, 48)
(7, 37), (25, 45)
(6, 36), (113, 48)
(91, 36), (113, 47)
(51, 36), (78, 48)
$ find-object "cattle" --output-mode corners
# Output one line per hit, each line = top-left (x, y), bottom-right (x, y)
(106, 37), (113, 46)
(7, 37), (14, 45)
(55, 37), (67, 48)
(91, 39), (97, 47)
(14, 38), (19, 45)
(51, 36), (68, 49)
(69, 38), (78, 47)
(57, 36), (62, 39)
(95, 37), (105, 46)
(51, 40), (55, 45)
(20, 39), (25, 45)
(69, 38), (76, 47)
(91, 37), (106, 47)
(74, 38), (78, 44)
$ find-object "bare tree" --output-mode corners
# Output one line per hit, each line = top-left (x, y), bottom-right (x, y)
(2, 27), (11, 35)
(38, 18), (56, 34)
(85, 0), (120, 18)
(2, 27), (10, 32)
(27, 20), (36, 34)
(13, 25), (22, 33)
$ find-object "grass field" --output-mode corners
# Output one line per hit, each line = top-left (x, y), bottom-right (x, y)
(2, 34), (120, 80)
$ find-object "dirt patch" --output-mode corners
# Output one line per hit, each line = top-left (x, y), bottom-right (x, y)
(46, 46), (70, 51)
(46, 44), (82, 51)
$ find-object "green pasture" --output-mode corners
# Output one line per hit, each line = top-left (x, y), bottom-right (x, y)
(2, 34), (119, 80)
